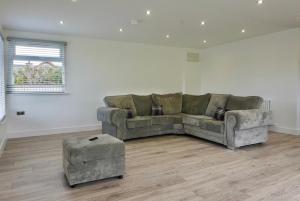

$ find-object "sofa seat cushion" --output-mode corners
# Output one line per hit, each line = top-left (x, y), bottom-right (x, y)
(183, 115), (224, 133)
(151, 115), (182, 125)
(127, 116), (152, 129)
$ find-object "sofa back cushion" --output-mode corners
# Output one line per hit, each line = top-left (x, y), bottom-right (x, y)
(104, 95), (137, 117)
(132, 95), (152, 116)
(182, 94), (211, 115)
(152, 93), (182, 115)
(205, 94), (229, 117)
(226, 95), (263, 111)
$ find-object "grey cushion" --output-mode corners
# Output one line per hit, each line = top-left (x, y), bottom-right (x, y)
(152, 93), (182, 115)
(126, 116), (152, 129)
(226, 95), (263, 111)
(132, 95), (153, 116)
(205, 94), (229, 117)
(183, 115), (224, 133)
(104, 95), (137, 117)
(151, 114), (182, 125)
(182, 94), (211, 115)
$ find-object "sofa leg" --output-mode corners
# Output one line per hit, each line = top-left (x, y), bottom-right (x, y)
(118, 175), (124, 179)
(70, 184), (76, 188)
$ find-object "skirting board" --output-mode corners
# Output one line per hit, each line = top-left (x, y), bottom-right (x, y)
(0, 137), (7, 158)
(7, 124), (101, 139)
(5, 124), (299, 139)
(270, 126), (300, 135)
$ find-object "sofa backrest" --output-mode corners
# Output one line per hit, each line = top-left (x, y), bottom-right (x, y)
(132, 95), (152, 116)
(225, 95), (263, 111)
(205, 94), (230, 117)
(152, 93), (182, 115)
(104, 95), (137, 116)
(103, 93), (264, 118)
(182, 94), (211, 115)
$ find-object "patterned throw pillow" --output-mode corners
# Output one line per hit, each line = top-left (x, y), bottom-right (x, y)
(214, 107), (226, 121)
(152, 105), (164, 116)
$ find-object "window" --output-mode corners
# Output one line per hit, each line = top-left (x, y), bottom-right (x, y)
(0, 33), (5, 121)
(7, 38), (67, 94)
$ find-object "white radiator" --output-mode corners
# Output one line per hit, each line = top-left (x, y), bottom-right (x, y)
(261, 99), (271, 111)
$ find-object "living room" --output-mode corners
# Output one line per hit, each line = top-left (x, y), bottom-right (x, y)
(0, 0), (300, 200)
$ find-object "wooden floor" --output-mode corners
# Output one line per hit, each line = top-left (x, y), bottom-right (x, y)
(1, 131), (300, 201)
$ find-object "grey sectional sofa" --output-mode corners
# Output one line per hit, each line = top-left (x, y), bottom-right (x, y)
(97, 93), (272, 150)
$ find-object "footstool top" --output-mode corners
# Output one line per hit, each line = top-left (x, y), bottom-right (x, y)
(63, 134), (124, 164)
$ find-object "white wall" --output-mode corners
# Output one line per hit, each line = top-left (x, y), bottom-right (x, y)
(4, 30), (198, 138)
(4, 28), (300, 138)
(197, 29), (300, 134)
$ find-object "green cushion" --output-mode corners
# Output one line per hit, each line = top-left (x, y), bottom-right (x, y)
(151, 115), (182, 125)
(104, 95), (137, 117)
(226, 95), (263, 111)
(132, 95), (152, 116)
(183, 114), (224, 133)
(152, 93), (183, 115)
(182, 94), (211, 115)
(205, 94), (229, 117)
(126, 116), (152, 129)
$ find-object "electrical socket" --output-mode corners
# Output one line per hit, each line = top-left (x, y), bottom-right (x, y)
(16, 111), (25, 116)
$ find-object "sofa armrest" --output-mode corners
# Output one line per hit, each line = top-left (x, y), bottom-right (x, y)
(97, 107), (127, 127)
(225, 109), (272, 130)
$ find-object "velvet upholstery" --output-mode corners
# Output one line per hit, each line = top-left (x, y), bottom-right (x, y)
(151, 115), (182, 125)
(63, 134), (125, 186)
(126, 116), (152, 129)
(98, 93), (272, 150)
(104, 95), (137, 117)
(225, 110), (272, 149)
(183, 114), (224, 133)
(152, 93), (182, 115)
(97, 107), (127, 139)
(205, 94), (229, 117)
(226, 95), (263, 111)
(182, 94), (211, 115)
(132, 95), (152, 116)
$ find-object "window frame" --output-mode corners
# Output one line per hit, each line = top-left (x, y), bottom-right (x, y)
(0, 32), (5, 122)
(6, 37), (67, 95)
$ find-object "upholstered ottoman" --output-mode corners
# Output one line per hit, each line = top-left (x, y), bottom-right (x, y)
(63, 134), (125, 187)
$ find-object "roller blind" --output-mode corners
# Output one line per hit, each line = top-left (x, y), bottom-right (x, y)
(0, 33), (5, 121)
(7, 37), (67, 94)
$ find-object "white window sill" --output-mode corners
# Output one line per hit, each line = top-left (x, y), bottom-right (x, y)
(7, 91), (70, 95)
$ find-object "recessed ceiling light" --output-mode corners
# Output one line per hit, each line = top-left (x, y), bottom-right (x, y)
(166, 34), (170, 39)
(119, 28), (123, 32)
(241, 29), (246, 33)
(203, 40), (207, 44)
(146, 10), (151, 16)
(71, 0), (77, 2)
(257, 0), (263, 5)
(59, 20), (64, 25)
(201, 21), (206, 26)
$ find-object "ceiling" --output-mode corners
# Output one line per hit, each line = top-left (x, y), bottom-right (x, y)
(0, 0), (300, 49)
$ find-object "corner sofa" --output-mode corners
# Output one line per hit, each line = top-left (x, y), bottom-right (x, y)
(97, 93), (272, 150)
